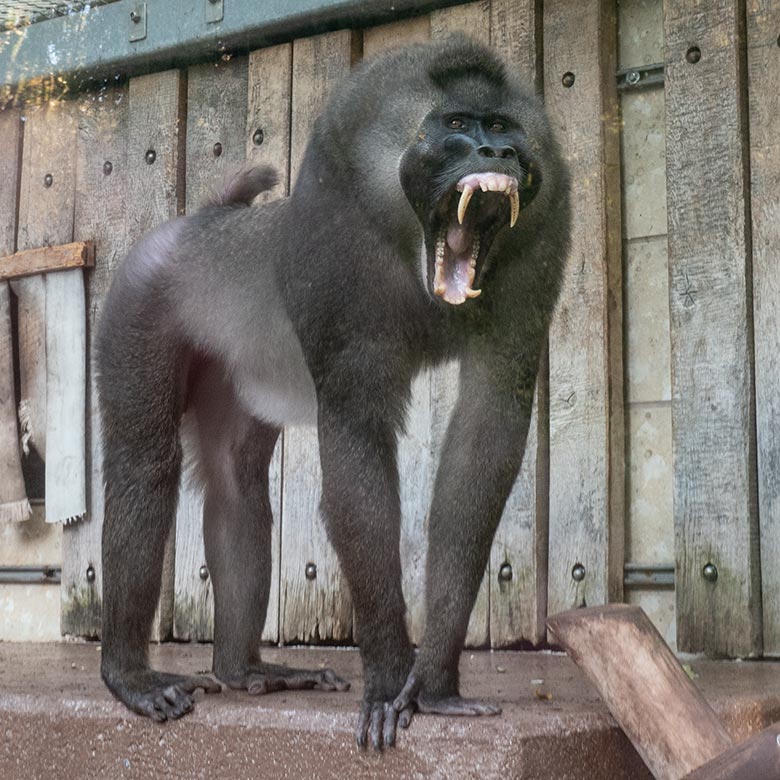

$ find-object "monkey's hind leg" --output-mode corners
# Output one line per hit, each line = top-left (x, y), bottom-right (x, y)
(193, 366), (349, 696)
(99, 345), (221, 721)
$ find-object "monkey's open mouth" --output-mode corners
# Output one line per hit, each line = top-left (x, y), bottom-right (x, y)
(432, 172), (519, 305)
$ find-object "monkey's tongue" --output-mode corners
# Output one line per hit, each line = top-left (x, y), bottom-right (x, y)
(434, 231), (481, 305)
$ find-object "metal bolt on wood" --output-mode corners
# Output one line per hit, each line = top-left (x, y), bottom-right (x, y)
(626, 70), (641, 86)
(86, 565), (95, 583)
(213, 142), (223, 157)
(562, 71), (575, 88)
(305, 562), (317, 581)
(103, 160), (113, 175)
(199, 565), (209, 581)
(130, 10), (141, 23)
(498, 563), (513, 582)
(252, 129), (264, 146)
(43, 173), (53, 187)
(686, 46), (701, 64)
(702, 562), (718, 583)
(572, 563), (586, 582)
(145, 149), (156, 164)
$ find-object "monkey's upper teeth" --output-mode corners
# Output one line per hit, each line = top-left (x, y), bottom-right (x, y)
(510, 192), (520, 228)
(455, 172), (520, 227)
(457, 186), (474, 225)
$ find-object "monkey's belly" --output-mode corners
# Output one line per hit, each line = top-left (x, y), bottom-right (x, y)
(234, 359), (318, 428)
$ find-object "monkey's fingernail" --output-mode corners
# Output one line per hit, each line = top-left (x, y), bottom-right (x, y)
(509, 192), (520, 227)
(457, 186), (474, 225)
(465, 288), (482, 299)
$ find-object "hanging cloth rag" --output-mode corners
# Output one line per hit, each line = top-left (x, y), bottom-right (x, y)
(44, 269), (86, 524)
(0, 281), (31, 523)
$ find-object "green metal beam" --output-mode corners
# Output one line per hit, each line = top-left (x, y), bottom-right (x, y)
(0, 0), (468, 94)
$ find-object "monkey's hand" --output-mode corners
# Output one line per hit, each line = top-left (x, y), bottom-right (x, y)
(392, 670), (502, 720)
(355, 661), (415, 751)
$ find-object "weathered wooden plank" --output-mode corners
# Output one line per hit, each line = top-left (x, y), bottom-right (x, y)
(430, 0), (490, 41)
(746, 0), (780, 655)
(0, 242), (94, 281)
(487, 0), (548, 648)
(363, 16), (435, 647)
(62, 83), (129, 637)
(126, 70), (188, 640)
(280, 30), (358, 644)
(245, 44), (293, 644)
(173, 56), (249, 643)
(0, 109), (21, 256)
(544, 0), (624, 618)
(663, 0), (760, 656)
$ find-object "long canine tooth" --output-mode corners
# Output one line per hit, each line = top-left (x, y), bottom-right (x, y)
(509, 191), (520, 228)
(457, 185), (474, 225)
(465, 288), (482, 299)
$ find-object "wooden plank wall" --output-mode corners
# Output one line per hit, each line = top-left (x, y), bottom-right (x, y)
(18, 0), (780, 657)
(663, 0), (761, 656)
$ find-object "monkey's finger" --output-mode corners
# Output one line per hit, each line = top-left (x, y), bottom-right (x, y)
(392, 672), (420, 712)
(398, 705), (415, 729)
(355, 701), (372, 749)
(190, 676), (222, 694)
(418, 696), (502, 716)
(322, 668), (350, 691)
(370, 703), (384, 751)
(382, 703), (399, 748)
(161, 685), (194, 717)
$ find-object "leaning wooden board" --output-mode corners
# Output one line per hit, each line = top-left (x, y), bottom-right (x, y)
(747, 0), (780, 656)
(543, 0), (624, 619)
(663, 0), (761, 656)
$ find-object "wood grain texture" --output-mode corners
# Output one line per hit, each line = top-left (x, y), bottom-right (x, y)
(543, 0), (624, 618)
(245, 44), (293, 644)
(430, 0), (490, 41)
(0, 109), (22, 256)
(280, 30), (358, 644)
(0, 242), (94, 280)
(487, 0), (548, 648)
(126, 70), (187, 640)
(747, 0), (780, 656)
(684, 724), (780, 780)
(663, 0), (761, 656)
(548, 605), (733, 780)
(173, 56), (249, 643)
(362, 15), (431, 57)
(62, 84), (129, 638)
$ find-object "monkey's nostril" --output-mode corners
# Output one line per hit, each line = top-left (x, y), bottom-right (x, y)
(477, 145), (518, 160)
(477, 145), (497, 158)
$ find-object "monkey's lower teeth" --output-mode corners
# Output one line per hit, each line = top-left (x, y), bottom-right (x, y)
(433, 233), (481, 304)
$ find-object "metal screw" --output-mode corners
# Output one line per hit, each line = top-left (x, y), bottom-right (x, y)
(43, 173), (53, 187)
(498, 563), (513, 582)
(199, 565), (209, 581)
(305, 562), (317, 581)
(686, 46), (701, 64)
(572, 563), (586, 582)
(626, 70), (641, 86)
(145, 149), (156, 165)
(130, 9), (141, 23)
(562, 71), (575, 88)
(213, 142), (223, 158)
(86, 565), (95, 583)
(103, 160), (113, 175)
(702, 562), (718, 583)
(252, 129), (264, 146)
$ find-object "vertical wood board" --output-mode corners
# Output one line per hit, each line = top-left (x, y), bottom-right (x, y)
(125, 70), (188, 640)
(61, 84), (129, 637)
(663, 0), (760, 656)
(173, 56), (249, 642)
(280, 30), (357, 643)
(543, 0), (624, 617)
(0, 110), (22, 256)
(746, 0), (780, 654)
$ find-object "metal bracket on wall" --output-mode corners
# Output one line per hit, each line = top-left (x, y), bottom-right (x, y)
(617, 62), (664, 91)
(128, 2), (147, 42)
(0, 566), (61, 585)
(624, 563), (675, 590)
(206, 0), (224, 24)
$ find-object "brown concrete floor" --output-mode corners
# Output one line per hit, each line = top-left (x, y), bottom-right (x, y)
(0, 643), (779, 779)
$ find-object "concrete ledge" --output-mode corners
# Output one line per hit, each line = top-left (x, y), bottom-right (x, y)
(1, 643), (779, 779)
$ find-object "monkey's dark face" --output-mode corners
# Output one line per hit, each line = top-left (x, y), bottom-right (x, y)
(399, 98), (542, 305)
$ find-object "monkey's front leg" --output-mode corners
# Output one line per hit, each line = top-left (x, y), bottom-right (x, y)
(317, 404), (415, 750)
(394, 352), (535, 720)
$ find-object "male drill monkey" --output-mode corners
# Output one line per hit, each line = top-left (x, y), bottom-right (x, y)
(97, 36), (570, 749)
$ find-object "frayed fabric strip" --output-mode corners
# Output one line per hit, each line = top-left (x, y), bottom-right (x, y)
(0, 498), (32, 524)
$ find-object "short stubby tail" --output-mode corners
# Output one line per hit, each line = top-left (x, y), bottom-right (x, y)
(206, 165), (279, 208)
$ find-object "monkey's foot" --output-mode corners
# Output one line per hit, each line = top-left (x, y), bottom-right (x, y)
(393, 671), (502, 717)
(356, 698), (415, 751)
(103, 668), (222, 722)
(219, 662), (350, 696)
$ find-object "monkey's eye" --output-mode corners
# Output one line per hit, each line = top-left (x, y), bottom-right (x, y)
(489, 120), (507, 133)
(447, 117), (466, 130)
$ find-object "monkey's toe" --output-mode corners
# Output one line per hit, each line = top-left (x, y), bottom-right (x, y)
(418, 694), (501, 717)
(355, 699), (414, 750)
(227, 663), (350, 696)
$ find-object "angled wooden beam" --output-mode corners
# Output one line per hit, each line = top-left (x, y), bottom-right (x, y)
(0, 241), (95, 281)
